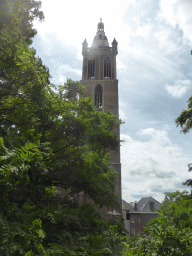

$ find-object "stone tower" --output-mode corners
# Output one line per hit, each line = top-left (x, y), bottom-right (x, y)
(80, 19), (122, 217)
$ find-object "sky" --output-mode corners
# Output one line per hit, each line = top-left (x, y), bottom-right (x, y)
(32, 0), (192, 204)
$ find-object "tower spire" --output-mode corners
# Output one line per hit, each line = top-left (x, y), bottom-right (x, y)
(92, 18), (109, 47)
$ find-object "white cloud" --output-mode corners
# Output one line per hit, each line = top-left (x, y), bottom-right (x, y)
(119, 23), (184, 81)
(139, 128), (171, 145)
(34, 0), (136, 53)
(154, 26), (182, 56)
(135, 24), (151, 38)
(165, 79), (191, 98)
(59, 64), (81, 76)
(50, 61), (81, 84)
(119, 0), (136, 18)
(159, 0), (192, 43)
(126, 45), (143, 57)
(119, 100), (128, 121)
(117, 57), (127, 73)
(119, 109), (127, 121)
(121, 129), (191, 203)
(155, 30), (168, 45)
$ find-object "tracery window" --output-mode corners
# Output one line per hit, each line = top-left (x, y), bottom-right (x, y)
(104, 57), (111, 79)
(95, 84), (102, 111)
(88, 59), (95, 79)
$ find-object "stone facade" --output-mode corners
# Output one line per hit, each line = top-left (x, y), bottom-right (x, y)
(122, 197), (162, 238)
(129, 212), (159, 237)
(80, 19), (122, 218)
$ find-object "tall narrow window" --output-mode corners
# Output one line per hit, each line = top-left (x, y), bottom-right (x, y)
(104, 57), (111, 79)
(88, 59), (95, 79)
(126, 211), (130, 220)
(95, 84), (102, 111)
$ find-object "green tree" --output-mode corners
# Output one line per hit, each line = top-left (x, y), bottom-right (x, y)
(125, 212), (192, 256)
(0, 0), (126, 255)
(176, 95), (192, 134)
(160, 191), (189, 220)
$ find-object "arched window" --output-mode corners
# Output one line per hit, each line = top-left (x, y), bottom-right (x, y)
(99, 34), (102, 39)
(104, 57), (111, 79)
(95, 84), (102, 111)
(88, 59), (95, 79)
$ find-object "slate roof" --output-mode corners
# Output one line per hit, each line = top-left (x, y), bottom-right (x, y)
(130, 196), (162, 212)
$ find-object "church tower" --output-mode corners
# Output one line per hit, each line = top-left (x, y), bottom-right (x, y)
(81, 19), (122, 217)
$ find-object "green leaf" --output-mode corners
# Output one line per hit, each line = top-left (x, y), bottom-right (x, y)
(0, 137), (4, 145)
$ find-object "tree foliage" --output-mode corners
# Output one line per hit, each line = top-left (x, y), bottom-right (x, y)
(0, 0), (126, 255)
(175, 95), (192, 134)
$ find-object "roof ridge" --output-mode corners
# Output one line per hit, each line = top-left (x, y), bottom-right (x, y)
(149, 196), (161, 204)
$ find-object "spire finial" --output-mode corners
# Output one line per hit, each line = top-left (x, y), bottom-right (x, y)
(100, 17), (102, 22)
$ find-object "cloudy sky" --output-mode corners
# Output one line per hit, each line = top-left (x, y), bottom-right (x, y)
(32, 0), (192, 203)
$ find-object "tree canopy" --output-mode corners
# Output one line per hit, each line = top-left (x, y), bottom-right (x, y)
(0, 0), (126, 255)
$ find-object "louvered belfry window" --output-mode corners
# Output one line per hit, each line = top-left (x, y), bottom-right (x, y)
(95, 84), (102, 111)
(88, 59), (95, 79)
(104, 57), (111, 78)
